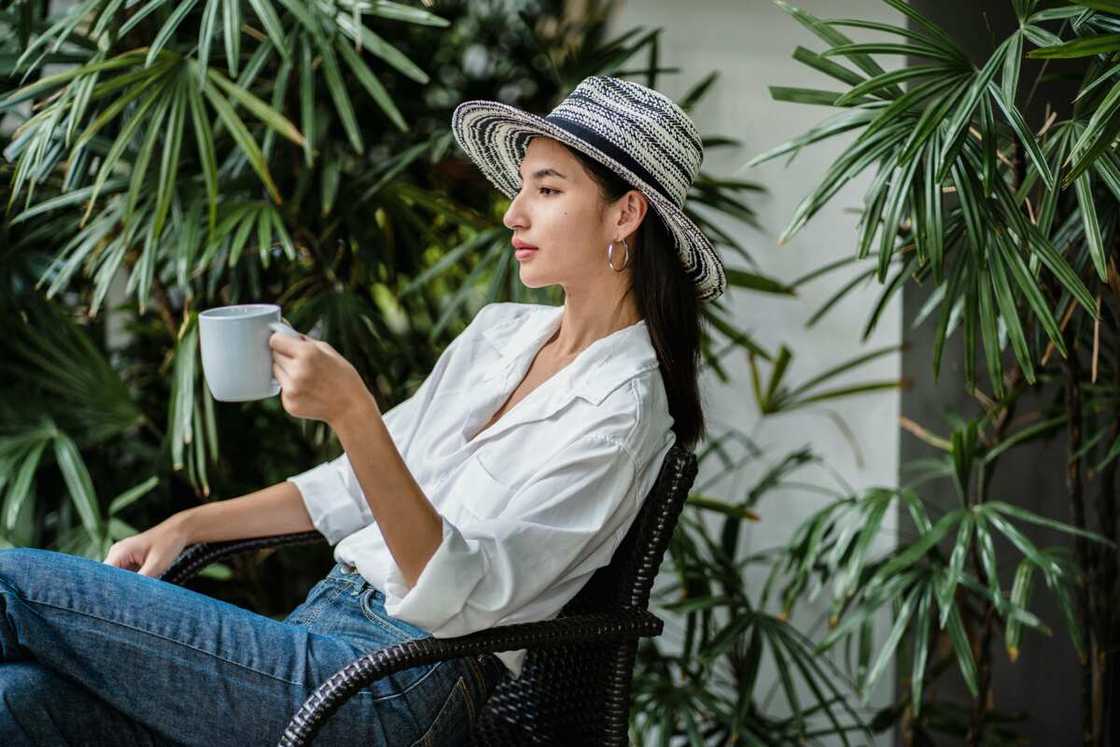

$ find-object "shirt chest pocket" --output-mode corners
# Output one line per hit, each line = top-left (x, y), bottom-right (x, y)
(445, 453), (514, 520)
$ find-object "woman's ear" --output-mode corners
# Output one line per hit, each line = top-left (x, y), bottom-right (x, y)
(615, 190), (649, 239)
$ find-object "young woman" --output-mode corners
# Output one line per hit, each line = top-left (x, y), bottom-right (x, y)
(0, 75), (725, 745)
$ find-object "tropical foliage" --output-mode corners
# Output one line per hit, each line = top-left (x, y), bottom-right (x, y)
(725, 0), (1120, 743)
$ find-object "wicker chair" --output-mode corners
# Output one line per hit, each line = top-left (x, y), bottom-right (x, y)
(160, 444), (697, 746)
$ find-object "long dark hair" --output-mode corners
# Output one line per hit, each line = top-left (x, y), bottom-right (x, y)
(566, 146), (707, 451)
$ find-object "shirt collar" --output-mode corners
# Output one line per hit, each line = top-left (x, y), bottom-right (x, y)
(479, 304), (660, 407)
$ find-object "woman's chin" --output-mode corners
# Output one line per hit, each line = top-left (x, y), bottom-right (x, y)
(517, 268), (549, 288)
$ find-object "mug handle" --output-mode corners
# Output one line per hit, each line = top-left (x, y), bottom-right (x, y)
(268, 318), (302, 339)
(268, 318), (302, 395)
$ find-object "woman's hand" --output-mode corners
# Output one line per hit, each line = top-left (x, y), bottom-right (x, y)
(102, 515), (192, 578)
(268, 333), (378, 427)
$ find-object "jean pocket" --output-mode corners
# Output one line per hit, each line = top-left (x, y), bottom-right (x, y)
(356, 588), (441, 695)
(359, 588), (431, 642)
(284, 577), (342, 626)
(409, 675), (474, 747)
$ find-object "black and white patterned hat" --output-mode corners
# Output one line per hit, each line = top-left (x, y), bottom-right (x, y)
(451, 75), (726, 302)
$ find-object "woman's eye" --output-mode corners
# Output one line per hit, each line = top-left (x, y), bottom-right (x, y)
(513, 185), (557, 196)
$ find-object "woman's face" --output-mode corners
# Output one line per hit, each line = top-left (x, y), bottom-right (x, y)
(502, 136), (646, 295)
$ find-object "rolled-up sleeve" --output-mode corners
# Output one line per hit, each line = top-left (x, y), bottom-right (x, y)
(382, 434), (640, 637)
(286, 452), (373, 546)
(286, 380), (438, 545)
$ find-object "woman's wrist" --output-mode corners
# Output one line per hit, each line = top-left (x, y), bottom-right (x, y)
(165, 508), (200, 545)
(330, 389), (381, 443)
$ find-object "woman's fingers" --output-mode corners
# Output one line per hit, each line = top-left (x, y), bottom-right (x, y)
(104, 543), (141, 571)
(137, 553), (165, 577)
(272, 360), (292, 389)
(268, 332), (303, 358)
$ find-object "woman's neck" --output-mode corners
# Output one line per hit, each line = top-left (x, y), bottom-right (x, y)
(548, 301), (642, 359)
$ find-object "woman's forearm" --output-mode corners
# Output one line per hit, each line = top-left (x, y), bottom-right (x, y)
(175, 481), (315, 543)
(333, 395), (443, 587)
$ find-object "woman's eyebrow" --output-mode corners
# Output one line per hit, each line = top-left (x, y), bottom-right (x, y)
(522, 167), (568, 181)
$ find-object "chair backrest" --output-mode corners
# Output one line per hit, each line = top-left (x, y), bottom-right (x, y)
(472, 443), (698, 745)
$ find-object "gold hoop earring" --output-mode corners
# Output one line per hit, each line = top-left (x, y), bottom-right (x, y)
(608, 238), (630, 272)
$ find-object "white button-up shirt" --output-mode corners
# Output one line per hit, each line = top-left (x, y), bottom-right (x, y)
(286, 302), (677, 677)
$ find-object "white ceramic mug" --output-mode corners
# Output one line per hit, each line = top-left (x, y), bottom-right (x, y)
(198, 304), (301, 402)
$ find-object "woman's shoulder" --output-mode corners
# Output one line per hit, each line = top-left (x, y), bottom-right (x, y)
(593, 366), (674, 457)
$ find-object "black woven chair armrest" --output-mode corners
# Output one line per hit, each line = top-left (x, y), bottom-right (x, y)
(159, 531), (326, 586)
(277, 608), (663, 746)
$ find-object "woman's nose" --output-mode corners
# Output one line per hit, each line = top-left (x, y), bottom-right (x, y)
(503, 189), (526, 231)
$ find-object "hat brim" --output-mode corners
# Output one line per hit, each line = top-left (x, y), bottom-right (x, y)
(451, 100), (725, 302)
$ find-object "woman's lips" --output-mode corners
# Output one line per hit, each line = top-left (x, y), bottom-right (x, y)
(513, 239), (538, 260)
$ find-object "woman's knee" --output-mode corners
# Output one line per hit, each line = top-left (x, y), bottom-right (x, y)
(0, 548), (69, 594)
(0, 548), (53, 583)
(0, 549), (60, 662)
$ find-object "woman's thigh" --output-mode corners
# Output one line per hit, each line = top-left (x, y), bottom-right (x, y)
(0, 548), (490, 746)
(288, 563), (508, 745)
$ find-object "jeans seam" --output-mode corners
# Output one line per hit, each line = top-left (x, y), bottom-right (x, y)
(464, 655), (486, 700)
(461, 672), (477, 724)
(19, 595), (305, 687)
(359, 589), (425, 642)
(20, 592), (443, 704)
(295, 582), (347, 628)
(366, 660), (443, 703)
(408, 675), (467, 747)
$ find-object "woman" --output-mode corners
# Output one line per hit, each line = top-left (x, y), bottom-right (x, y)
(0, 75), (724, 745)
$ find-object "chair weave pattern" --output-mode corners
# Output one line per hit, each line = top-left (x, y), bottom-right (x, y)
(161, 444), (697, 745)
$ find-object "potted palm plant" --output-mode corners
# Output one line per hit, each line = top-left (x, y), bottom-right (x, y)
(735, 1), (1120, 744)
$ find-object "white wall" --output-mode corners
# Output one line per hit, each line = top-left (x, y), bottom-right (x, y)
(606, 0), (903, 742)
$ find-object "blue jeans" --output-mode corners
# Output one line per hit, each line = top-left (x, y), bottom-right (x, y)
(0, 548), (506, 745)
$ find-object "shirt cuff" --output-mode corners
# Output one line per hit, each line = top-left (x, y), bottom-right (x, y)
(382, 514), (486, 635)
(287, 459), (374, 546)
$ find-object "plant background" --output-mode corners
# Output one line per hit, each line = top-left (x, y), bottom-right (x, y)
(700, 0), (1119, 744)
(8, 0), (1115, 745)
